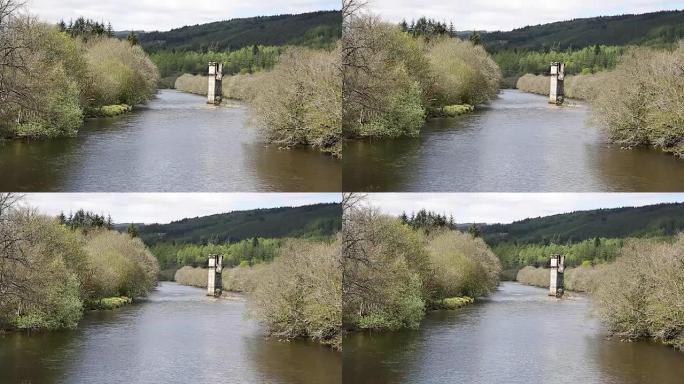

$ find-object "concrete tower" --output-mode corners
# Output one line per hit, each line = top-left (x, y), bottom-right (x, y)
(207, 254), (223, 297)
(549, 61), (565, 105)
(549, 254), (565, 298)
(207, 62), (223, 105)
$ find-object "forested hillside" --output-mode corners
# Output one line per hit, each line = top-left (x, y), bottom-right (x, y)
(128, 203), (341, 245)
(480, 10), (684, 52)
(480, 202), (684, 246)
(138, 11), (341, 52)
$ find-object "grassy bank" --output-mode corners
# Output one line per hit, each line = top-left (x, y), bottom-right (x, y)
(87, 296), (133, 310)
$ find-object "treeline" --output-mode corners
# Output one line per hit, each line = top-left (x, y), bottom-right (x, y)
(150, 45), (282, 79)
(138, 203), (342, 245)
(0, 2), (159, 139)
(343, 12), (501, 139)
(151, 237), (279, 270)
(494, 237), (623, 270)
(515, 235), (684, 351)
(138, 11), (342, 53)
(494, 45), (624, 78)
(343, 200), (500, 332)
(0, 195), (159, 331)
(480, 202), (684, 246)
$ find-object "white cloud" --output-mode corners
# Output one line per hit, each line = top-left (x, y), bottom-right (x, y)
(364, 193), (684, 224)
(362, 0), (683, 31)
(20, 193), (341, 224)
(27, 0), (340, 31)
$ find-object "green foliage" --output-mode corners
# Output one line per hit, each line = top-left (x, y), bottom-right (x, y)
(437, 296), (474, 310)
(494, 45), (625, 78)
(150, 45), (283, 79)
(93, 104), (132, 117)
(85, 38), (160, 108)
(91, 296), (132, 310)
(138, 203), (341, 245)
(138, 11), (341, 53)
(400, 209), (456, 233)
(343, 205), (500, 332)
(591, 43), (684, 157)
(493, 237), (623, 270)
(441, 104), (474, 116)
(343, 17), (500, 139)
(481, 10), (684, 52)
(154, 237), (280, 269)
(249, 46), (342, 156)
(58, 17), (114, 40)
(59, 209), (113, 232)
(250, 239), (341, 349)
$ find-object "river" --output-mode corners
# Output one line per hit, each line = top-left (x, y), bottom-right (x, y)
(343, 90), (684, 191)
(343, 282), (684, 384)
(0, 90), (341, 192)
(0, 282), (341, 384)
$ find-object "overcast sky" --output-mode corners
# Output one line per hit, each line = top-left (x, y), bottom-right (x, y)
(364, 193), (684, 224)
(27, 0), (339, 31)
(363, 0), (683, 31)
(20, 193), (340, 224)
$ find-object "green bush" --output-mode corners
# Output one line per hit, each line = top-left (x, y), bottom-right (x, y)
(250, 239), (341, 349)
(249, 46), (342, 156)
(438, 296), (474, 310)
(441, 104), (474, 117)
(594, 235), (684, 350)
(92, 296), (132, 310)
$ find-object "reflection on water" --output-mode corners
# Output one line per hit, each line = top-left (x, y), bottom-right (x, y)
(343, 90), (684, 191)
(0, 90), (340, 192)
(0, 283), (341, 384)
(343, 282), (684, 384)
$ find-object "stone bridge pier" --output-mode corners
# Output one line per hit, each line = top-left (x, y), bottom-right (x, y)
(549, 61), (565, 105)
(207, 62), (223, 105)
(549, 254), (565, 298)
(207, 254), (223, 297)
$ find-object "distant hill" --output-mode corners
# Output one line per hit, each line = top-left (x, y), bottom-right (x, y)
(137, 10), (341, 52)
(122, 203), (341, 245)
(478, 202), (684, 245)
(479, 10), (684, 52)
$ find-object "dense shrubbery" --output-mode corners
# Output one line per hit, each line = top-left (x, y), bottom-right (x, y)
(0, 3), (158, 139)
(594, 235), (684, 351)
(250, 239), (341, 349)
(591, 43), (684, 157)
(343, 14), (501, 139)
(342, 201), (500, 333)
(249, 46), (342, 156)
(0, 194), (158, 331)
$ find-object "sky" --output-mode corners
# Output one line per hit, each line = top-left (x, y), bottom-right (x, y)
(27, 0), (340, 31)
(363, 193), (684, 224)
(363, 0), (684, 31)
(20, 193), (341, 224)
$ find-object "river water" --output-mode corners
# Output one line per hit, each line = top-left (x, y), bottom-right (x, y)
(0, 90), (340, 192)
(0, 283), (341, 384)
(343, 282), (684, 384)
(343, 90), (684, 192)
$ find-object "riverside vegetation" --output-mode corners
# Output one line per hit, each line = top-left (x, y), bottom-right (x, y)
(0, 194), (159, 332)
(515, 42), (684, 157)
(0, 1), (159, 140)
(514, 235), (684, 352)
(342, 196), (500, 333)
(173, 238), (342, 350)
(342, 13), (501, 139)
